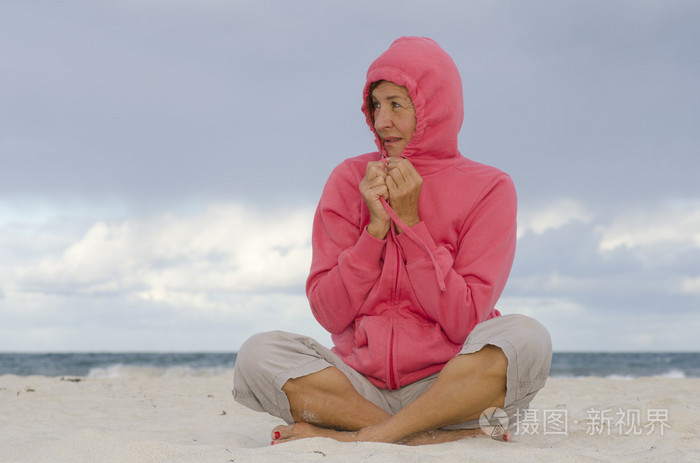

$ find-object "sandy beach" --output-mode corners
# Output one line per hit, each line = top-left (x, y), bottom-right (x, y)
(1, 373), (698, 462)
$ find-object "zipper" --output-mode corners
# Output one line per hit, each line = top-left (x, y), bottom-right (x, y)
(388, 324), (397, 390)
(387, 227), (402, 390)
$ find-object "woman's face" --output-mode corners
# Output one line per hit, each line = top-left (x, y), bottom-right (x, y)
(370, 81), (416, 157)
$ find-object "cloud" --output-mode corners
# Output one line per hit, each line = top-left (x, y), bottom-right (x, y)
(680, 277), (700, 296)
(12, 203), (314, 311)
(507, 197), (700, 330)
(596, 200), (700, 270)
(497, 296), (591, 350)
(0, 289), (331, 352)
(2, 196), (700, 351)
(598, 200), (700, 251)
(517, 199), (593, 238)
(0, 201), (328, 350)
(498, 294), (700, 352)
(2, 0), (699, 352)
(498, 296), (586, 317)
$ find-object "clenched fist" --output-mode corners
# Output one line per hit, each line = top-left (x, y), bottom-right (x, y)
(359, 158), (422, 239)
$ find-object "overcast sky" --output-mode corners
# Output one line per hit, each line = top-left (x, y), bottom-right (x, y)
(1, 0), (699, 352)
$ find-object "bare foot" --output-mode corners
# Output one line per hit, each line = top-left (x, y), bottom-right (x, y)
(270, 422), (507, 446)
(271, 422), (357, 445)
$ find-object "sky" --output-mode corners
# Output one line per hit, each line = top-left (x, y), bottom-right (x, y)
(1, 0), (699, 352)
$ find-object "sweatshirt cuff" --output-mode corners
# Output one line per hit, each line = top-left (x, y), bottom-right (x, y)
(396, 221), (438, 262)
(345, 227), (386, 269)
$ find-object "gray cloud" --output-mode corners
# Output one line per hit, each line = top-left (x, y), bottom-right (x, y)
(1, 0), (699, 351)
(503, 197), (700, 349)
(3, 1), (698, 206)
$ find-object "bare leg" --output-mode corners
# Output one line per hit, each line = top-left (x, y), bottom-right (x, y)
(358, 344), (507, 443)
(272, 345), (508, 445)
(281, 365), (391, 430)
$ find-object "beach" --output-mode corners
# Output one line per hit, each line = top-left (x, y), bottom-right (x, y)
(1, 373), (698, 463)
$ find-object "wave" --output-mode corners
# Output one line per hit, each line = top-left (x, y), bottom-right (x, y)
(550, 368), (688, 380)
(90, 366), (689, 380)
(604, 368), (688, 379)
(87, 364), (233, 379)
(658, 368), (687, 379)
(3, 352), (696, 378)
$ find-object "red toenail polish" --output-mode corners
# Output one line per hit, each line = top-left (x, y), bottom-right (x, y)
(270, 440), (275, 446)
(274, 431), (281, 439)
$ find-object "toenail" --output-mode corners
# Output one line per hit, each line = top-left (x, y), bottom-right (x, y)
(274, 431), (281, 439)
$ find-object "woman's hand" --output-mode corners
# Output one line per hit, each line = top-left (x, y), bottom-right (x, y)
(359, 161), (391, 239)
(386, 157), (422, 233)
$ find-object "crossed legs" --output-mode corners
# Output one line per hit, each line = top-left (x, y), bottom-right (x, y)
(272, 344), (507, 445)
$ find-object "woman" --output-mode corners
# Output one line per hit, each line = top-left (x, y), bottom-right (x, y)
(233, 36), (551, 445)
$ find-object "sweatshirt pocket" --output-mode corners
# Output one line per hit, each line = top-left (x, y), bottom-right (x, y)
(354, 314), (394, 352)
(353, 317), (369, 347)
(394, 317), (456, 372)
(350, 314), (392, 385)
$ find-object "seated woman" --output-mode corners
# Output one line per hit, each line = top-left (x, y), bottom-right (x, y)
(233, 36), (552, 446)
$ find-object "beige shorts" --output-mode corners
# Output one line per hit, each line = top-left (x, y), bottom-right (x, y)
(233, 314), (552, 428)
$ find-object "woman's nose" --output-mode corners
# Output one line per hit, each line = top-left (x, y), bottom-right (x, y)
(374, 108), (392, 130)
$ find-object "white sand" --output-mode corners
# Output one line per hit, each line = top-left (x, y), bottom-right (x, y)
(1, 373), (698, 462)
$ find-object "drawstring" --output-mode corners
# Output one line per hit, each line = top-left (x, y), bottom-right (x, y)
(379, 197), (447, 292)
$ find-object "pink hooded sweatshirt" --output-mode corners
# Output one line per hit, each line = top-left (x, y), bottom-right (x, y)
(306, 37), (517, 390)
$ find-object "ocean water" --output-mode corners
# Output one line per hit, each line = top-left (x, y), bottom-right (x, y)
(0, 352), (237, 378)
(0, 352), (698, 379)
(548, 352), (700, 379)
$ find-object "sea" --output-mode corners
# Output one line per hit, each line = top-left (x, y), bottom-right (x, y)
(0, 352), (698, 379)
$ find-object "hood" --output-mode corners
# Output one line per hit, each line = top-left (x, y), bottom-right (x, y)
(362, 37), (464, 173)
(362, 37), (464, 292)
